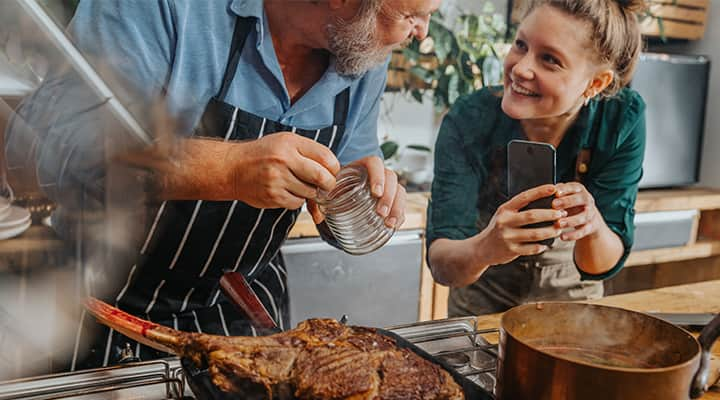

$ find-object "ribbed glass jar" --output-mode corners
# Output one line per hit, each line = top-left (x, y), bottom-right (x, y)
(316, 165), (395, 255)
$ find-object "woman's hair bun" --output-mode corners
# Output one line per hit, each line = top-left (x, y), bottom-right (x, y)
(615, 0), (647, 13)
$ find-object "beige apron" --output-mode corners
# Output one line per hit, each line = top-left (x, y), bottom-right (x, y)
(448, 147), (603, 317)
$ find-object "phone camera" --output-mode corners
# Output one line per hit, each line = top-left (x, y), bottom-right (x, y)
(526, 147), (534, 155)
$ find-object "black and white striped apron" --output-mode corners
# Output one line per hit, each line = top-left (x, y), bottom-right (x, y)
(70, 16), (349, 370)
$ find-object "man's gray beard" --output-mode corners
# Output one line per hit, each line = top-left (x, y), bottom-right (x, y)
(327, 13), (390, 77)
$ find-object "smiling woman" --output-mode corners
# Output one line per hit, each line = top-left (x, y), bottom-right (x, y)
(426, 0), (648, 316)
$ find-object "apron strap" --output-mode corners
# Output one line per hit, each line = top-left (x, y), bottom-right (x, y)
(218, 17), (254, 101)
(333, 87), (350, 126)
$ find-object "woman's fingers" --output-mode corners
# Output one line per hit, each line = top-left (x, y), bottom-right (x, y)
(561, 221), (595, 241)
(503, 225), (562, 243)
(502, 208), (566, 228)
(557, 206), (594, 229)
(509, 242), (549, 256)
(504, 184), (557, 211)
(552, 192), (589, 210)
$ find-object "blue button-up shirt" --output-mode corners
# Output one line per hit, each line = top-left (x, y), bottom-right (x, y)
(6, 0), (386, 238)
(68, 0), (385, 163)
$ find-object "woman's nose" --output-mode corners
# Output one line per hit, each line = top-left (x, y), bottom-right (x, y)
(512, 56), (535, 80)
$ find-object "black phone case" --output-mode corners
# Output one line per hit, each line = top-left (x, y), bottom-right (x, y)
(507, 140), (557, 246)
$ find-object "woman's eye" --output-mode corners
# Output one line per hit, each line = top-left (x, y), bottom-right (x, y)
(542, 54), (560, 65)
(514, 40), (527, 51)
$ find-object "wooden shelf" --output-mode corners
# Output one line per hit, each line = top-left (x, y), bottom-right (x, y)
(635, 188), (720, 213)
(641, 0), (710, 41)
(626, 240), (720, 267)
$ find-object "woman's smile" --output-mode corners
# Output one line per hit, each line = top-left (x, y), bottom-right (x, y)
(509, 81), (541, 97)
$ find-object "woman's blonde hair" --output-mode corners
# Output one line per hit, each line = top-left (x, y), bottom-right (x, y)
(519, 0), (646, 97)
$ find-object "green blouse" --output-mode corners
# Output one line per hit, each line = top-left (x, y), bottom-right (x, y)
(427, 87), (646, 280)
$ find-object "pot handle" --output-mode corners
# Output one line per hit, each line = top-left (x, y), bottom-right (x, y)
(691, 312), (720, 398)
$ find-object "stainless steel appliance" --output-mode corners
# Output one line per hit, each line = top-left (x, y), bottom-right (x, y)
(281, 230), (424, 328)
(631, 53), (710, 189)
(0, 318), (501, 399)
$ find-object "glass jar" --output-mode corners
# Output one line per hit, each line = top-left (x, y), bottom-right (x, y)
(316, 165), (395, 255)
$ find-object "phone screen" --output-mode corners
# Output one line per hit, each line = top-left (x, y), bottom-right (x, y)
(507, 140), (557, 244)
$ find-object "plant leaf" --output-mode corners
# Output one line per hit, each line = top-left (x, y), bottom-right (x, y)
(381, 141), (400, 160)
(406, 144), (432, 152)
(411, 89), (424, 103)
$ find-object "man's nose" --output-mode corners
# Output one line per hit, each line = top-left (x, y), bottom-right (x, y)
(413, 15), (431, 40)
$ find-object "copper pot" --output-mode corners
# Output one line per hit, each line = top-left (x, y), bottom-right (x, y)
(496, 303), (720, 400)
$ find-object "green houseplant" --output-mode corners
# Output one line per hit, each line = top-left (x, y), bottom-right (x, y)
(387, 3), (510, 113)
(382, 3), (509, 166)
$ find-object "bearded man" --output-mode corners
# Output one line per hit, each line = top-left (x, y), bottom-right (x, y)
(6, 0), (439, 370)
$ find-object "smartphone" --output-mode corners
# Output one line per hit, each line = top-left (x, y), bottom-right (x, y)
(507, 140), (557, 246)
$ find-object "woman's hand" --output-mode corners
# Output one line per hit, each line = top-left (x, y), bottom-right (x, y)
(478, 184), (566, 266)
(552, 182), (602, 241)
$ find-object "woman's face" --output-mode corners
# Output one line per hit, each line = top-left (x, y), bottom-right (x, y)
(501, 5), (603, 120)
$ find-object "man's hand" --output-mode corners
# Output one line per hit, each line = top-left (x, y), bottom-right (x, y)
(157, 134), (340, 209)
(307, 156), (406, 228)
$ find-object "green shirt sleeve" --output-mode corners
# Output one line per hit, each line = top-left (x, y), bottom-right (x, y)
(426, 101), (482, 246)
(578, 90), (646, 280)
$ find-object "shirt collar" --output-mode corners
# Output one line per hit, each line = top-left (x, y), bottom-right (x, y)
(229, 0), (358, 112)
(229, 0), (266, 46)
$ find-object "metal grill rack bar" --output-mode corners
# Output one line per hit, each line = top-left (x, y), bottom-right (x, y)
(0, 359), (186, 400)
(388, 317), (500, 390)
(406, 327), (499, 377)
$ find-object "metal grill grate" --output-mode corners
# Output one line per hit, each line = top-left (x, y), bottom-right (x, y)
(0, 359), (187, 400)
(389, 317), (499, 394)
(0, 318), (501, 399)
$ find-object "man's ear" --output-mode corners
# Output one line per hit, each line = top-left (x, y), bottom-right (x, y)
(585, 69), (615, 98)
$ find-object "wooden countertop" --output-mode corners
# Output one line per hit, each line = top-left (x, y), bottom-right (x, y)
(288, 188), (720, 239)
(473, 280), (720, 398)
(288, 192), (429, 238)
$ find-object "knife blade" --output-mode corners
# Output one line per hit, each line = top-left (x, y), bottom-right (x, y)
(219, 272), (279, 331)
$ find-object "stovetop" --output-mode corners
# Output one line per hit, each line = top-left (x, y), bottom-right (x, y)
(0, 359), (187, 400)
(389, 317), (499, 395)
(0, 317), (499, 399)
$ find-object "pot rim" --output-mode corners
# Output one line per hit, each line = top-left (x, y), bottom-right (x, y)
(499, 302), (702, 374)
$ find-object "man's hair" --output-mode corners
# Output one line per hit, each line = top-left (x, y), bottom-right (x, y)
(519, 0), (646, 97)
